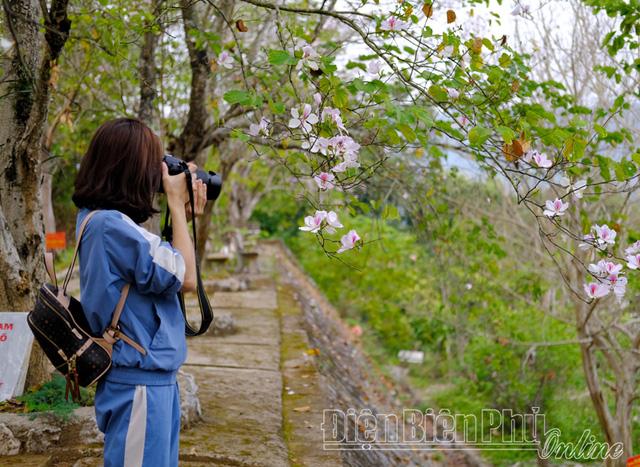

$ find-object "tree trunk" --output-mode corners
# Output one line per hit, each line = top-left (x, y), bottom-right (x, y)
(0, 0), (71, 389)
(138, 0), (164, 235)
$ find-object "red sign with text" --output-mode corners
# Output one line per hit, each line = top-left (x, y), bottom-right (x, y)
(45, 232), (66, 250)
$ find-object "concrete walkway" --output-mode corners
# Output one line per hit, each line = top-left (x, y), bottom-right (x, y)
(1, 245), (343, 466)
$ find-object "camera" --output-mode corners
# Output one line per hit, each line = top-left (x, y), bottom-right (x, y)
(160, 154), (222, 201)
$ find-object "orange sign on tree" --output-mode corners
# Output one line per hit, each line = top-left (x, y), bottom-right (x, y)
(45, 232), (66, 250)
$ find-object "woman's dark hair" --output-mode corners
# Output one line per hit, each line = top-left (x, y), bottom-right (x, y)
(72, 117), (163, 224)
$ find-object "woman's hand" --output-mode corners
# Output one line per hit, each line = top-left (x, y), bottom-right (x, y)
(185, 162), (207, 222)
(162, 162), (190, 207)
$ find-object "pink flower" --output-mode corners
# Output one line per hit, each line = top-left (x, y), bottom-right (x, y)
(543, 198), (569, 218)
(298, 43), (321, 70)
(248, 117), (269, 137)
(584, 282), (610, 299)
(299, 210), (327, 233)
(324, 211), (344, 234)
(350, 325), (363, 337)
(625, 240), (640, 256)
(626, 254), (640, 270)
(216, 51), (234, 69)
(332, 153), (360, 172)
(303, 136), (329, 154)
(610, 275), (627, 300)
(337, 230), (361, 253)
(560, 177), (587, 200)
(322, 107), (348, 133)
(313, 92), (322, 106)
(381, 16), (409, 31)
(447, 88), (460, 100)
(588, 260), (622, 277)
(532, 151), (552, 168)
(313, 172), (335, 191)
(328, 135), (360, 157)
(578, 233), (595, 250)
(289, 104), (319, 133)
(594, 224), (616, 246)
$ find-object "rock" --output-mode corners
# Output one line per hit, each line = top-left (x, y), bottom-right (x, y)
(0, 423), (21, 455)
(178, 370), (202, 429)
(25, 425), (61, 453)
(79, 418), (103, 445)
(210, 313), (237, 336)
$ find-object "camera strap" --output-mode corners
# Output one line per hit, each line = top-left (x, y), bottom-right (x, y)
(162, 164), (214, 336)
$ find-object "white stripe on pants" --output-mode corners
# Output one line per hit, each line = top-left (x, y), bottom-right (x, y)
(124, 385), (147, 467)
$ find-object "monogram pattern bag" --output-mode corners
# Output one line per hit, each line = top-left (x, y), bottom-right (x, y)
(28, 210), (145, 401)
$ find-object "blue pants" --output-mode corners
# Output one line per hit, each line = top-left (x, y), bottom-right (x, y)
(95, 378), (181, 467)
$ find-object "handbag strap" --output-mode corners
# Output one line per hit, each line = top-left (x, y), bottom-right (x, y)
(103, 283), (146, 355)
(67, 210), (145, 355)
(62, 210), (100, 295)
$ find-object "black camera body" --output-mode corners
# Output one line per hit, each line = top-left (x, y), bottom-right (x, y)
(161, 154), (222, 201)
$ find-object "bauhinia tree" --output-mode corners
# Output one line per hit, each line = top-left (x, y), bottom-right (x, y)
(0, 0), (71, 387)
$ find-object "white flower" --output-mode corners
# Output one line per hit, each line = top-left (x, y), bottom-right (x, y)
(532, 151), (553, 168)
(313, 92), (322, 106)
(248, 117), (269, 137)
(511, 3), (531, 16)
(299, 210), (327, 233)
(543, 198), (569, 218)
(298, 43), (321, 70)
(288, 104), (319, 133)
(625, 240), (640, 256)
(560, 177), (587, 199)
(324, 211), (344, 234)
(380, 16), (409, 31)
(626, 254), (640, 270)
(216, 51), (234, 69)
(367, 61), (382, 75)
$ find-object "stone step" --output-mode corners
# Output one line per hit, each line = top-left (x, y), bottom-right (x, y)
(184, 338), (279, 371)
(179, 366), (288, 467)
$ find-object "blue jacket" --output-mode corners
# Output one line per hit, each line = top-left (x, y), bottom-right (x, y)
(76, 208), (187, 385)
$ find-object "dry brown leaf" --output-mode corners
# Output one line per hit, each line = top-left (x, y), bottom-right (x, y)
(236, 19), (248, 32)
(471, 37), (483, 54)
(293, 406), (311, 412)
(511, 79), (521, 92)
(422, 3), (433, 17)
(446, 9), (456, 23)
(502, 134), (531, 162)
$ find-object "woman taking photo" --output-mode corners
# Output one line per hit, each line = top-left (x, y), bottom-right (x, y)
(71, 117), (207, 467)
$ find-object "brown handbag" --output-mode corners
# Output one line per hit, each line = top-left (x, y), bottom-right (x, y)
(28, 210), (145, 401)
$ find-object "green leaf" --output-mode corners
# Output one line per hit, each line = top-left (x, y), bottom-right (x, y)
(496, 126), (516, 144)
(268, 49), (298, 66)
(332, 88), (349, 108)
(468, 126), (492, 147)
(382, 204), (400, 220)
(231, 128), (250, 142)
(428, 85), (448, 102)
(597, 155), (611, 181)
(223, 90), (253, 105)
(396, 123), (416, 142)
